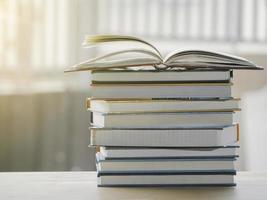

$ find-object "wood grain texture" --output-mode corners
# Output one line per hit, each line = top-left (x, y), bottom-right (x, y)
(0, 172), (266, 200)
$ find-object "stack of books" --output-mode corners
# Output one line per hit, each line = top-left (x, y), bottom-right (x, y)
(65, 35), (262, 187)
(88, 70), (240, 186)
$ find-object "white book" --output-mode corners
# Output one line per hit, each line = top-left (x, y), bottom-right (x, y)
(90, 125), (238, 147)
(98, 174), (235, 186)
(65, 35), (261, 72)
(100, 146), (238, 158)
(91, 83), (232, 99)
(88, 98), (240, 113)
(91, 70), (232, 83)
(96, 154), (235, 171)
(92, 112), (234, 128)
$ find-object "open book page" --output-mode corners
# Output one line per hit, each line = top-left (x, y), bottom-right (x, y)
(164, 50), (251, 63)
(65, 49), (162, 72)
(161, 62), (257, 70)
(67, 49), (162, 72)
(164, 50), (261, 69)
(65, 57), (161, 72)
(65, 35), (164, 72)
(83, 35), (162, 58)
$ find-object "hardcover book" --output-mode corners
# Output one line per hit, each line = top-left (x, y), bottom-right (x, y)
(90, 124), (238, 147)
(97, 174), (236, 186)
(100, 146), (239, 159)
(91, 112), (234, 128)
(91, 70), (232, 83)
(87, 98), (240, 113)
(96, 153), (236, 172)
(91, 83), (232, 99)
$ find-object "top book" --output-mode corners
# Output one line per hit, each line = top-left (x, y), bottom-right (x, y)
(65, 35), (262, 72)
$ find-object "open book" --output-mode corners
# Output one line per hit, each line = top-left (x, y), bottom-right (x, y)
(65, 35), (262, 72)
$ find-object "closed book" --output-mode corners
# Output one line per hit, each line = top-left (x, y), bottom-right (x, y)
(100, 146), (238, 159)
(97, 174), (235, 186)
(92, 112), (234, 128)
(87, 98), (240, 113)
(96, 153), (235, 172)
(91, 83), (232, 99)
(90, 125), (238, 147)
(91, 70), (232, 83)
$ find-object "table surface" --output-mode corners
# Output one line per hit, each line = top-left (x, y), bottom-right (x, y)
(0, 172), (266, 200)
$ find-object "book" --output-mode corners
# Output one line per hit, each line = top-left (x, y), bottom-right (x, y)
(96, 153), (236, 172)
(87, 98), (240, 113)
(97, 174), (235, 186)
(100, 146), (238, 159)
(91, 112), (234, 128)
(90, 124), (238, 147)
(65, 35), (262, 72)
(91, 69), (232, 83)
(91, 83), (232, 99)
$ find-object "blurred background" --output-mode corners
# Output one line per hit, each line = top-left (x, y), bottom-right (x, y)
(1, 0), (267, 171)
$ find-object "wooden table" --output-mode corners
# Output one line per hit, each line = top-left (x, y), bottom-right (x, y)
(0, 172), (266, 200)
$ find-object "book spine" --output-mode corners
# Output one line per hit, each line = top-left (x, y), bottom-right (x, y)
(236, 123), (240, 142)
(90, 129), (96, 146)
(86, 98), (91, 110)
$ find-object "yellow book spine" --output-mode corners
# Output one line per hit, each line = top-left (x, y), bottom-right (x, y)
(237, 124), (240, 141)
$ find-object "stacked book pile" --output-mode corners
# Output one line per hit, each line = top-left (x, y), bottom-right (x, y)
(66, 35), (262, 187)
(88, 69), (240, 186)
